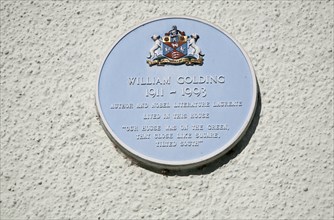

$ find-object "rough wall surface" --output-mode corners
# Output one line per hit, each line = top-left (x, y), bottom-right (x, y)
(0, 0), (333, 219)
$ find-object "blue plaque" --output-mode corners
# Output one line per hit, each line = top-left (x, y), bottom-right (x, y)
(96, 16), (257, 170)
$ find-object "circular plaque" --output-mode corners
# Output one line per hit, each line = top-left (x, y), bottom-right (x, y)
(96, 16), (257, 170)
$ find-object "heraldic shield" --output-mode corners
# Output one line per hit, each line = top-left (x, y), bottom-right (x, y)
(147, 25), (204, 66)
(162, 35), (188, 59)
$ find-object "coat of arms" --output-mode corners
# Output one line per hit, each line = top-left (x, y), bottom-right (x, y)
(147, 25), (205, 66)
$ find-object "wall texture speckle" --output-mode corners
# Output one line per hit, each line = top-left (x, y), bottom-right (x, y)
(1, 1), (333, 219)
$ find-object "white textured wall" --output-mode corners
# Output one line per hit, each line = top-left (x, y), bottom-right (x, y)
(1, 1), (333, 219)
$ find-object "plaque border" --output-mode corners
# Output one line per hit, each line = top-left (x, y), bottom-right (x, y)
(95, 16), (258, 170)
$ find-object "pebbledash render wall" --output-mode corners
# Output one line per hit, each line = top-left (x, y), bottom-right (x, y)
(0, 1), (333, 219)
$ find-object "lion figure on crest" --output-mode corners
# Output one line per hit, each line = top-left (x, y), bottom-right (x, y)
(147, 34), (161, 59)
(189, 34), (205, 59)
